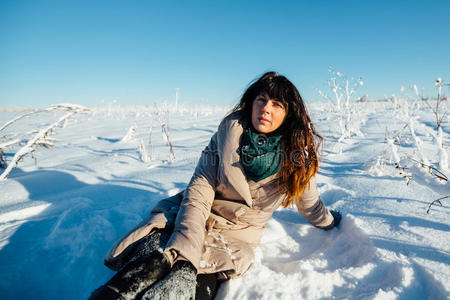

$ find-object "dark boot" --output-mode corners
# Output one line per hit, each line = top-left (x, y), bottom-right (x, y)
(89, 250), (171, 300)
(141, 261), (197, 300)
(195, 273), (220, 300)
(88, 284), (126, 300)
(105, 228), (172, 271)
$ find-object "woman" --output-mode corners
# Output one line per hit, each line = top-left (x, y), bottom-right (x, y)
(90, 72), (341, 300)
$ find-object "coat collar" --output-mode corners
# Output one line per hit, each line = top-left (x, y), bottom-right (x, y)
(217, 114), (254, 207)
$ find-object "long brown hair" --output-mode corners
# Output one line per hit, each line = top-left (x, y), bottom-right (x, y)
(233, 71), (322, 207)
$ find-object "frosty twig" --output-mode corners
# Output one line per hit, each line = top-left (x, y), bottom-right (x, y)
(0, 103), (90, 180)
(0, 112), (75, 180)
(0, 104), (89, 133)
(0, 109), (46, 132)
(154, 104), (175, 162)
(426, 195), (449, 214)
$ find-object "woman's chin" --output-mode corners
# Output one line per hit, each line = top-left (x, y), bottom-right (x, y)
(254, 125), (271, 134)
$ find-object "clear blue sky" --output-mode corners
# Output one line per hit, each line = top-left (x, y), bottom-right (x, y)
(1, 0), (449, 108)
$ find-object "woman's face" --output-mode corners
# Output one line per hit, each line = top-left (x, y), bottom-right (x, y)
(251, 93), (287, 134)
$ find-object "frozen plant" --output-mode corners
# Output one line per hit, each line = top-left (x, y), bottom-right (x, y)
(0, 105), (89, 180)
(138, 138), (151, 163)
(415, 78), (448, 171)
(137, 126), (155, 163)
(367, 86), (449, 212)
(148, 126), (153, 160)
(121, 124), (137, 142)
(0, 138), (26, 151)
(0, 103), (88, 133)
(427, 195), (449, 214)
(407, 116), (430, 166)
(318, 67), (364, 110)
(154, 104), (176, 162)
(421, 77), (447, 130)
(318, 68), (365, 153)
(388, 94), (435, 169)
(161, 122), (175, 162)
(0, 109), (46, 132)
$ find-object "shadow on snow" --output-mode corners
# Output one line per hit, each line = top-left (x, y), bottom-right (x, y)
(0, 168), (170, 300)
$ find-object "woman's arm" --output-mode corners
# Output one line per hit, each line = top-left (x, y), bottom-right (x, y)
(163, 133), (219, 270)
(296, 176), (335, 229)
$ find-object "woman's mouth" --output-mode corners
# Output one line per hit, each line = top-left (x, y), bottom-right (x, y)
(258, 117), (270, 124)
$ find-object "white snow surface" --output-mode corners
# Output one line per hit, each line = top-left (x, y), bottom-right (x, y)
(0, 102), (449, 299)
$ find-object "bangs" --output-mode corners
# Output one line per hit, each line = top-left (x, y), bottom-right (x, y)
(260, 76), (291, 110)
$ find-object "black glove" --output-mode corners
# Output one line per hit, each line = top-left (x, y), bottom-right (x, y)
(330, 210), (342, 227)
(319, 210), (342, 231)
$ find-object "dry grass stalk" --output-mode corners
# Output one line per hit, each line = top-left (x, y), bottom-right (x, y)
(426, 195), (449, 214)
(410, 158), (448, 182)
(161, 123), (175, 161)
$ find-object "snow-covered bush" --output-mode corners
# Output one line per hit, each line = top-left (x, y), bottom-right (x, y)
(365, 79), (449, 212)
(317, 67), (365, 153)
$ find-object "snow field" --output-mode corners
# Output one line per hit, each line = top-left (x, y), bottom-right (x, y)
(0, 101), (448, 299)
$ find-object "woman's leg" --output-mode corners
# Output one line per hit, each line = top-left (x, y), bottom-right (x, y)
(139, 267), (222, 300)
(105, 228), (172, 271)
(89, 250), (171, 300)
(141, 261), (197, 300)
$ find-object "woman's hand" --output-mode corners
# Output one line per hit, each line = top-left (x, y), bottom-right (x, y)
(330, 210), (342, 228)
(318, 210), (342, 231)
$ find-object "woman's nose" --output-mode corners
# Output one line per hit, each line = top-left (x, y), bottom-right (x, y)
(262, 101), (271, 113)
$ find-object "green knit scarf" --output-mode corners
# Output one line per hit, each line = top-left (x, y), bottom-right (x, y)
(240, 128), (282, 182)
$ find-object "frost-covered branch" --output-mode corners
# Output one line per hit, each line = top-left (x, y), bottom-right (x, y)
(426, 195), (449, 214)
(409, 158), (448, 183)
(315, 88), (334, 105)
(0, 138), (24, 150)
(419, 78), (447, 131)
(154, 104), (176, 161)
(0, 104), (89, 180)
(47, 103), (90, 112)
(324, 67), (363, 110)
(434, 78), (444, 129)
(419, 123), (448, 171)
(320, 68), (365, 154)
(148, 126), (153, 161)
(0, 109), (45, 132)
(407, 117), (430, 165)
(0, 104), (89, 133)
(161, 122), (175, 161)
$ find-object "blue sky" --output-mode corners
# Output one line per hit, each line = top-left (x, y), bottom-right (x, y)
(1, 0), (449, 108)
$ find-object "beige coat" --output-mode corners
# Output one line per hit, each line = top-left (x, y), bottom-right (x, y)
(105, 113), (333, 279)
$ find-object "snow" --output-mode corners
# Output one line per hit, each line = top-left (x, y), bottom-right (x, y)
(0, 102), (449, 299)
